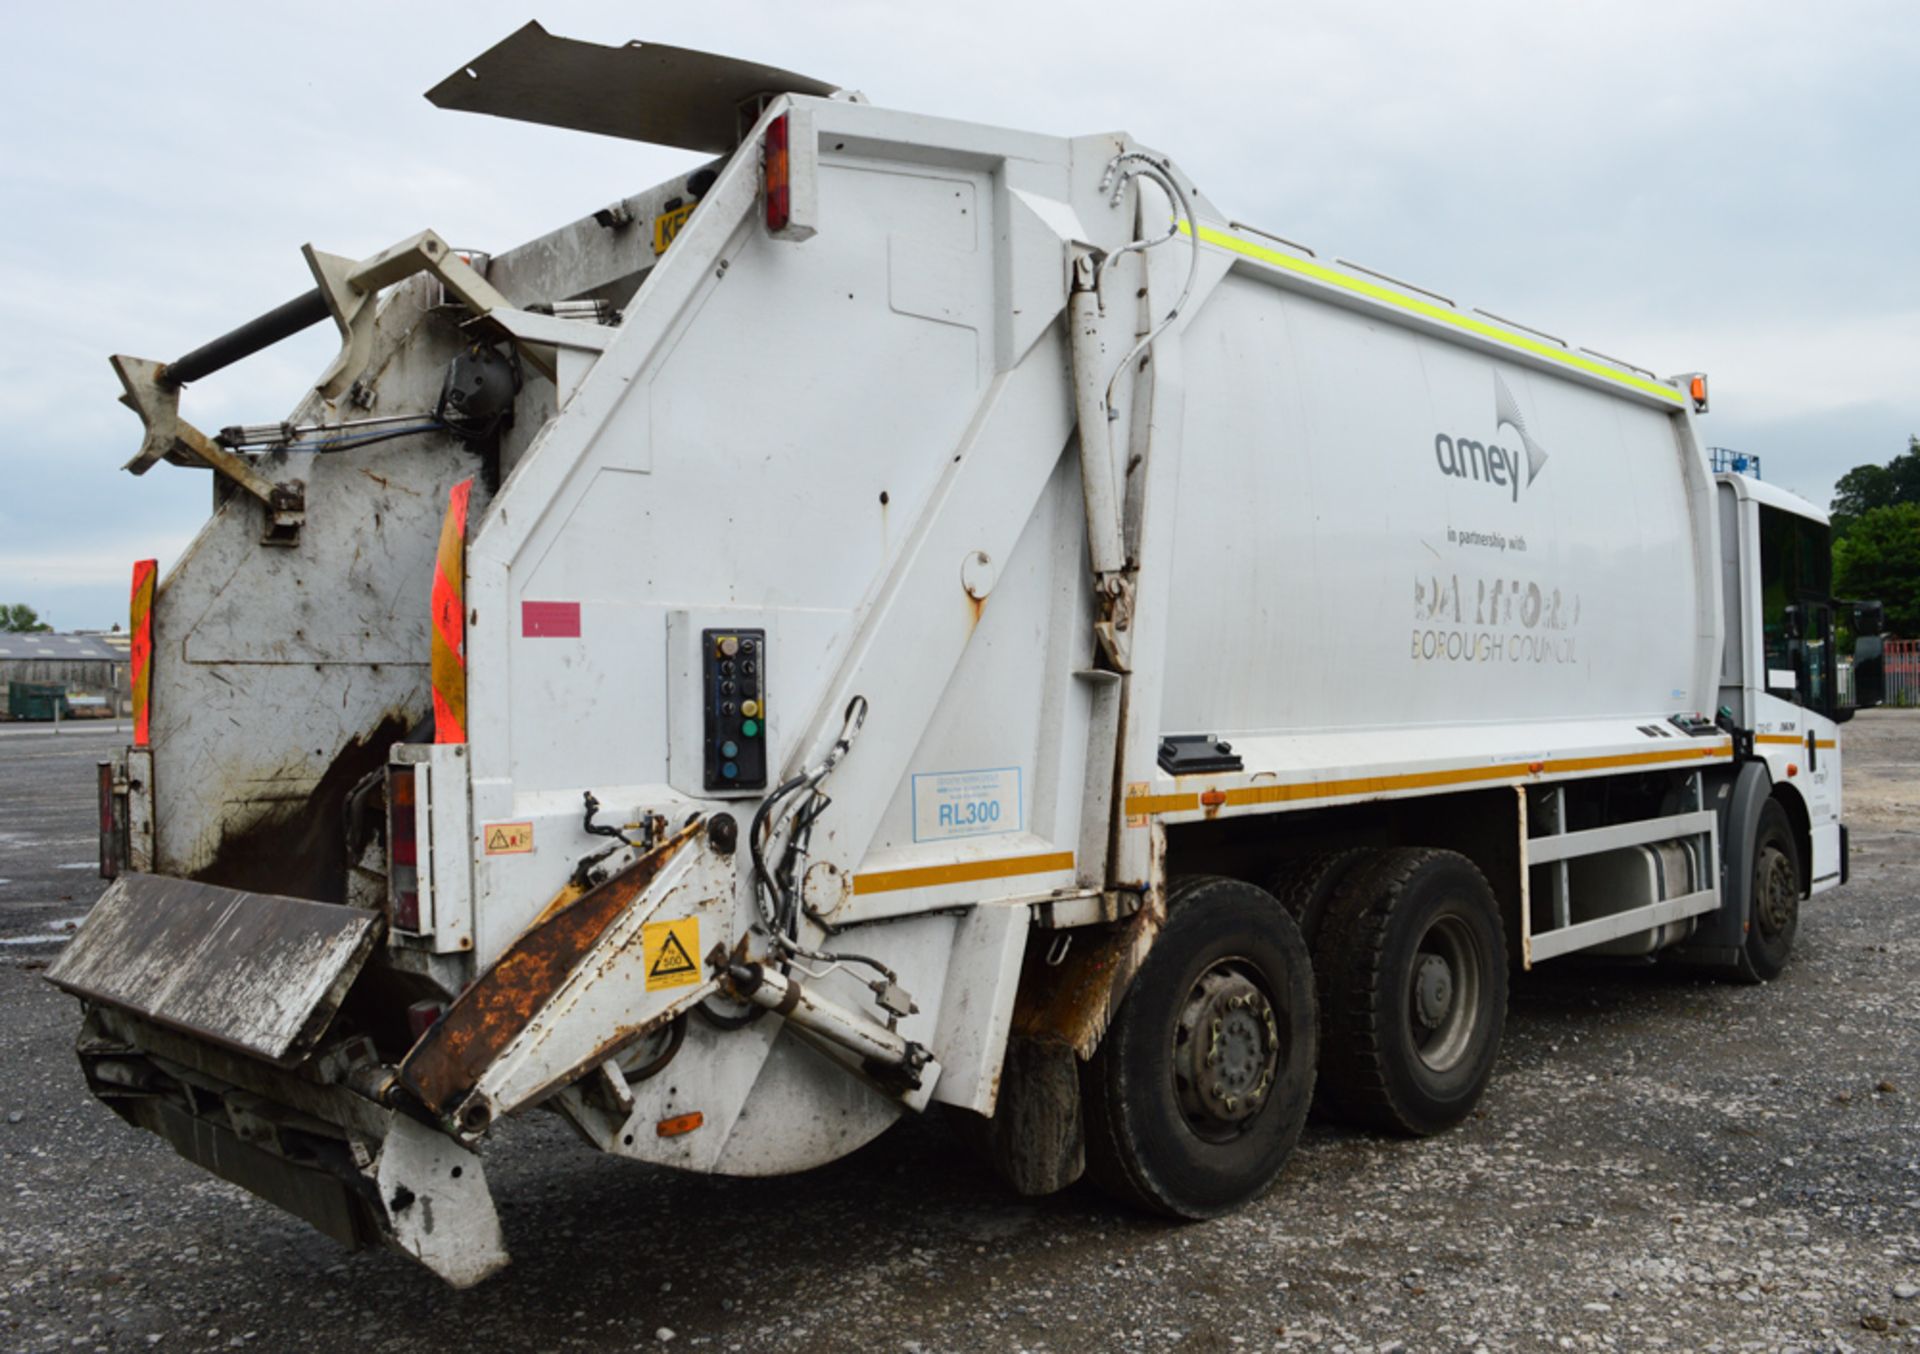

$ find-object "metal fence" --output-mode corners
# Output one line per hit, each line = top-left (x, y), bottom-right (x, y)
(1888, 639), (1920, 708)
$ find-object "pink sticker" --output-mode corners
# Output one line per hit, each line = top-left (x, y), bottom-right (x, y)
(521, 601), (582, 638)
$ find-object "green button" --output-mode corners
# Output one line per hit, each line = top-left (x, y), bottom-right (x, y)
(741, 719), (760, 737)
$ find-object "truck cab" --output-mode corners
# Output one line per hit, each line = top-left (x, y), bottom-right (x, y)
(1715, 470), (1882, 896)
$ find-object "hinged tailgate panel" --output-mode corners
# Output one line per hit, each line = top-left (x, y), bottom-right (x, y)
(46, 873), (378, 1065)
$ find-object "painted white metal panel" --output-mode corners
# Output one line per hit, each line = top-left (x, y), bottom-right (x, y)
(1162, 269), (1712, 746)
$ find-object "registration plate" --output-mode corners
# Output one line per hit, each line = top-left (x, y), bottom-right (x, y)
(653, 202), (694, 255)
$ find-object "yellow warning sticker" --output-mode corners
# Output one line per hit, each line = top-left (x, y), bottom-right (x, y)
(643, 917), (702, 990)
(483, 822), (534, 855)
(1125, 782), (1151, 829)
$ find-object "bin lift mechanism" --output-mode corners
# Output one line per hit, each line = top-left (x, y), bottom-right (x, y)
(109, 230), (614, 545)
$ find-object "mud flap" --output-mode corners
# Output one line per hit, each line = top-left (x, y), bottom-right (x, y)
(45, 873), (378, 1064)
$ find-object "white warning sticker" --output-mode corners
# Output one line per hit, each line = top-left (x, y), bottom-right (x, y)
(911, 767), (1022, 844)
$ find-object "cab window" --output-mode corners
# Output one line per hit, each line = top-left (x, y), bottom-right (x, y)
(1758, 505), (1835, 714)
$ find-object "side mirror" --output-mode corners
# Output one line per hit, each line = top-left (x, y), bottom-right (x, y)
(1853, 633), (1886, 709)
(1852, 599), (1885, 636)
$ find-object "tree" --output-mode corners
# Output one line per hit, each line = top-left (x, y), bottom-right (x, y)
(1830, 435), (1920, 538)
(1834, 503), (1920, 638)
(1, 603), (52, 633)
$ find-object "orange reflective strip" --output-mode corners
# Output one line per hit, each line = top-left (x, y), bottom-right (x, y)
(1755, 734), (1835, 749)
(431, 480), (472, 745)
(129, 559), (157, 747)
(1124, 743), (1732, 818)
(851, 851), (1076, 896)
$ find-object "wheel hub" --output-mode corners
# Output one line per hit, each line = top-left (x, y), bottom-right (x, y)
(1175, 966), (1280, 1136)
(1756, 847), (1797, 937)
(1413, 953), (1454, 1029)
(1406, 913), (1483, 1074)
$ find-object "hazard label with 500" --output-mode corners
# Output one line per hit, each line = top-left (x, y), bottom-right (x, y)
(642, 917), (701, 990)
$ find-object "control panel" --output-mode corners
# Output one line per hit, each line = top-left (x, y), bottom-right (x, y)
(703, 629), (767, 792)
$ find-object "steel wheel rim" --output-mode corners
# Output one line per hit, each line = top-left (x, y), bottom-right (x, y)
(1755, 846), (1798, 939)
(1408, 913), (1481, 1073)
(1172, 958), (1283, 1143)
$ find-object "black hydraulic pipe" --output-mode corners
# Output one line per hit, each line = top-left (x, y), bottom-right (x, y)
(161, 288), (331, 388)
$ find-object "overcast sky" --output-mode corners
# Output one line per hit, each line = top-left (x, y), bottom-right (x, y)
(2, 1), (1915, 629)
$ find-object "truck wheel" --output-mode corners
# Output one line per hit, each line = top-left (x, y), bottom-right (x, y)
(1317, 849), (1506, 1136)
(1734, 799), (1800, 984)
(1266, 849), (1373, 950)
(1081, 876), (1316, 1218)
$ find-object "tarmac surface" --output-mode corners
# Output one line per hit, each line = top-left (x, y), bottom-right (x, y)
(1, 714), (1916, 1352)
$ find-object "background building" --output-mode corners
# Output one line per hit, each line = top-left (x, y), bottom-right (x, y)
(0, 631), (129, 719)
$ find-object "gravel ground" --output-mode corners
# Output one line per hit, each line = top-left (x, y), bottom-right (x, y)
(2, 714), (1916, 1353)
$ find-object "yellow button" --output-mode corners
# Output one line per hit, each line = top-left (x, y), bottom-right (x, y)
(741, 699), (760, 718)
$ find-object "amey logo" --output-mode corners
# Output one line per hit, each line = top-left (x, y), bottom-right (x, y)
(1433, 373), (1550, 503)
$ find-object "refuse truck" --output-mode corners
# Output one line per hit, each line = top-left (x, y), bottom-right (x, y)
(49, 23), (1888, 1286)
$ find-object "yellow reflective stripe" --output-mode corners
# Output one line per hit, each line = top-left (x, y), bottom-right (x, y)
(852, 851), (1075, 896)
(1124, 743), (1731, 818)
(1180, 222), (1685, 407)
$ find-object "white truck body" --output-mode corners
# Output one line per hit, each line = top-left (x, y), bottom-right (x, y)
(48, 25), (1874, 1286)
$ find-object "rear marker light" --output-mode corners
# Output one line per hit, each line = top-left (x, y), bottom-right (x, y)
(657, 1111), (704, 1138)
(764, 114), (790, 233)
(389, 766), (421, 931)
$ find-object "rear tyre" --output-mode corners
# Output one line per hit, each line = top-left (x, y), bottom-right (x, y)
(1265, 849), (1374, 951)
(1317, 849), (1507, 1136)
(1733, 799), (1800, 984)
(1081, 876), (1317, 1218)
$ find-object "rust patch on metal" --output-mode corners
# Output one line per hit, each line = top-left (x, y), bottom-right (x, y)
(1008, 896), (1164, 1059)
(397, 823), (700, 1114)
(192, 710), (414, 903)
(521, 876), (590, 935)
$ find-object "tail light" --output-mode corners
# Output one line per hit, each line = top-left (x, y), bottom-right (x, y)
(764, 114), (790, 233)
(389, 765), (421, 931)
